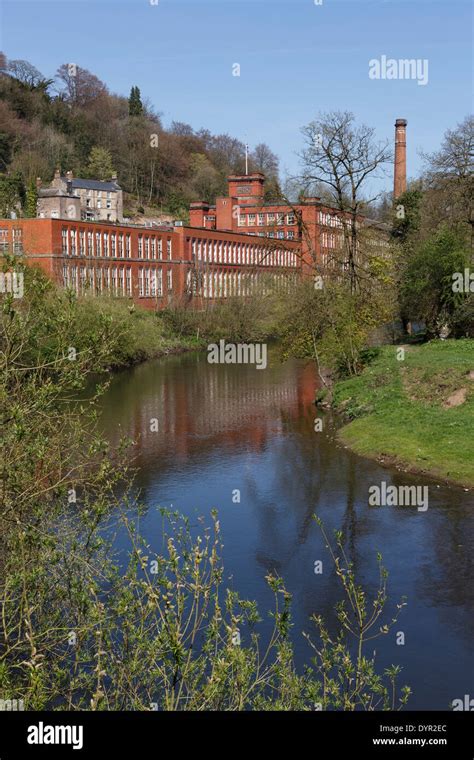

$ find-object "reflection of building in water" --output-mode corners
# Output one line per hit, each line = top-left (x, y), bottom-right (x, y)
(104, 359), (318, 463)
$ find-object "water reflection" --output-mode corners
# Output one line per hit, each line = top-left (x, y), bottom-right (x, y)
(98, 352), (474, 710)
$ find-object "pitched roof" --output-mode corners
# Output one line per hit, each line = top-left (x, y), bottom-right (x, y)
(61, 177), (121, 192)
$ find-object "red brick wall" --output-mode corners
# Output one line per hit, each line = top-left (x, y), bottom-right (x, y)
(227, 173), (265, 204)
(187, 174), (368, 278)
(0, 218), (302, 310)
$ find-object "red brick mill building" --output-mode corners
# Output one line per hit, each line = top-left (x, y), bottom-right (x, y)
(0, 216), (301, 309)
(190, 172), (350, 274)
(0, 119), (406, 308)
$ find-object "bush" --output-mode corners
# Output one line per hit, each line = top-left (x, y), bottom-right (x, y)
(398, 226), (469, 337)
(161, 286), (285, 345)
(452, 294), (474, 338)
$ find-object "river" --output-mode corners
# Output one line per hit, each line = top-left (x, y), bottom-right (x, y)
(97, 350), (474, 710)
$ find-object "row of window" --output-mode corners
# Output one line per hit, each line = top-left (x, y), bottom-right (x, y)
(238, 212), (296, 227)
(85, 197), (112, 210)
(138, 267), (172, 297)
(321, 232), (343, 249)
(190, 238), (298, 267)
(62, 228), (131, 258)
(62, 264), (172, 297)
(319, 212), (344, 228)
(61, 228), (173, 260)
(138, 235), (172, 260)
(63, 264), (131, 295)
(261, 230), (294, 240)
(83, 190), (113, 199)
(192, 270), (295, 299)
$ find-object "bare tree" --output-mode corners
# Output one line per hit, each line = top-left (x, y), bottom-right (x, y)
(423, 115), (474, 181)
(207, 133), (247, 174)
(170, 121), (195, 137)
(299, 111), (392, 292)
(7, 59), (52, 93)
(251, 142), (280, 199)
(8, 59), (43, 86)
(55, 63), (107, 107)
(251, 143), (279, 177)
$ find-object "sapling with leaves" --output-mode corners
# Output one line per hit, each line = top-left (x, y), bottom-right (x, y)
(303, 516), (411, 710)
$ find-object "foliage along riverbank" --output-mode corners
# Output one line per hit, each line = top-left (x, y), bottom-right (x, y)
(16, 268), (284, 374)
(332, 340), (474, 489)
(64, 294), (201, 370)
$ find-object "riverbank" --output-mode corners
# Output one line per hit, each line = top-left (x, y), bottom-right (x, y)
(68, 294), (204, 371)
(332, 339), (474, 488)
(106, 308), (201, 370)
(75, 290), (280, 372)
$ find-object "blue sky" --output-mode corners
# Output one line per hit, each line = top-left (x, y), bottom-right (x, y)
(1, 0), (472, 195)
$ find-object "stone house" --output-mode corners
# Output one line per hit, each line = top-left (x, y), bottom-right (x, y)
(38, 170), (123, 223)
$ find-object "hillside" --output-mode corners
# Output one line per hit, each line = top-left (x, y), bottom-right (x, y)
(0, 53), (281, 221)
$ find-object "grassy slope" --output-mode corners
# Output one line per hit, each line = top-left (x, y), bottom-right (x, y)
(333, 340), (474, 488)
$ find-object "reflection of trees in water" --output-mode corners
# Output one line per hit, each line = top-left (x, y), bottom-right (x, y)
(246, 411), (474, 652)
(98, 352), (474, 658)
(410, 493), (474, 645)
(243, 401), (365, 627)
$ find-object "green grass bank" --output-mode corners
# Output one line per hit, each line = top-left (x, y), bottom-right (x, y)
(332, 340), (474, 488)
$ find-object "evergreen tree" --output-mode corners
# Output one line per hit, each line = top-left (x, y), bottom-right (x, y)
(128, 86), (143, 117)
(398, 226), (469, 336)
(25, 180), (38, 218)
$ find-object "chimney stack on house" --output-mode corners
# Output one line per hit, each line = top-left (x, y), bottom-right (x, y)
(394, 118), (407, 199)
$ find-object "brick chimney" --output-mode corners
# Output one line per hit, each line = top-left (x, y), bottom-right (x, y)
(394, 118), (407, 199)
(66, 170), (73, 181)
